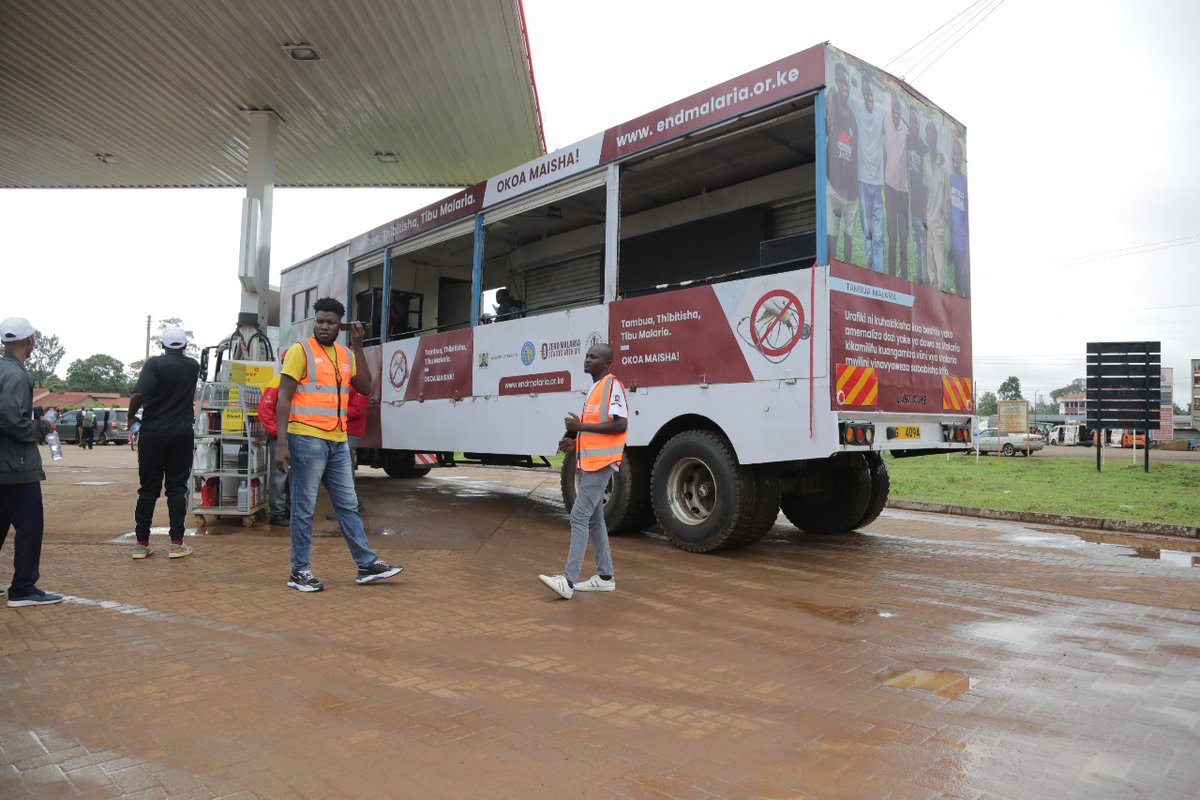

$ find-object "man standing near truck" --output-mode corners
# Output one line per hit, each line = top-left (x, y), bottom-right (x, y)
(275, 297), (402, 593)
(1, 318), (64, 606)
(539, 343), (628, 600)
(127, 326), (201, 559)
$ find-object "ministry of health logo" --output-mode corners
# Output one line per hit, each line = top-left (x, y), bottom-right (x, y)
(520, 341), (536, 366)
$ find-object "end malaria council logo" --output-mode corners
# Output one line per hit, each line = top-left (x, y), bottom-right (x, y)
(736, 289), (811, 364)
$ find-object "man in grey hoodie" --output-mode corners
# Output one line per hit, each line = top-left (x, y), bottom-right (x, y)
(0, 317), (63, 607)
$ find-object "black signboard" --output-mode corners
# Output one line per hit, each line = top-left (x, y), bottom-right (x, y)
(1085, 341), (1160, 472)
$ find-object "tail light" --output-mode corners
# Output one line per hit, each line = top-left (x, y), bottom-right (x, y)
(941, 423), (971, 443)
(840, 422), (875, 446)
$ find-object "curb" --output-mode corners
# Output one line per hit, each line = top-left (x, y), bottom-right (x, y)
(886, 500), (1200, 540)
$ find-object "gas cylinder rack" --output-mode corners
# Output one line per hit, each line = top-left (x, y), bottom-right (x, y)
(190, 381), (268, 528)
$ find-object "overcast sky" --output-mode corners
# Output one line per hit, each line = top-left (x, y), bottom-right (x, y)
(3, 0), (1197, 406)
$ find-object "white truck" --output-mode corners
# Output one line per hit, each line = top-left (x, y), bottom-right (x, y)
(1047, 424), (1093, 446)
(279, 43), (975, 552)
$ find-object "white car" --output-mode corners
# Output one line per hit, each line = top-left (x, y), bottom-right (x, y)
(975, 428), (1045, 456)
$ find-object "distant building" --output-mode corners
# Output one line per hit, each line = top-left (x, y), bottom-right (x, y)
(1192, 358), (1199, 431)
(36, 391), (128, 410)
(1057, 392), (1089, 417)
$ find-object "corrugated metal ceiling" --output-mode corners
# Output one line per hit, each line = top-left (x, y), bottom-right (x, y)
(0, 0), (545, 188)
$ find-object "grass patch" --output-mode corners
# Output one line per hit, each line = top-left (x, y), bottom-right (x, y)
(885, 452), (1200, 526)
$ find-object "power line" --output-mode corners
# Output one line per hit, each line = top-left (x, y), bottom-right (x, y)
(899, 0), (999, 79)
(909, 0), (1007, 81)
(1038, 233), (1200, 269)
(884, 0), (989, 70)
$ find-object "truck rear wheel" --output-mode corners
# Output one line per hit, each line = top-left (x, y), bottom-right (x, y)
(383, 452), (432, 479)
(853, 452), (890, 530)
(651, 430), (764, 553)
(560, 447), (653, 535)
(780, 454), (871, 535)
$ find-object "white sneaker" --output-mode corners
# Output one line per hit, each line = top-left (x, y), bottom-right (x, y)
(573, 575), (615, 592)
(538, 573), (573, 599)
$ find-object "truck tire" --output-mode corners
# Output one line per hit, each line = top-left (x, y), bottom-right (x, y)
(383, 452), (432, 479)
(780, 454), (871, 535)
(744, 464), (782, 543)
(560, 447), (653, 535)
(853, 452), (890, 530)
(651, 430), (761, 553)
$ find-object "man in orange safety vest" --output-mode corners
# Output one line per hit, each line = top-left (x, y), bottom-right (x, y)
(539, 342), (628, 600)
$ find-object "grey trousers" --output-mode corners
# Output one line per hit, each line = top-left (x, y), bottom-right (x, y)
(563, 466), (615, 582)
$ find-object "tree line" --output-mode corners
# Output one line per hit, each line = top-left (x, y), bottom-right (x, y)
(28, 319), (198, 395)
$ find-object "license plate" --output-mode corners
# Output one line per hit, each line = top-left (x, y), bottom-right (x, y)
(890, 425), (921, 440)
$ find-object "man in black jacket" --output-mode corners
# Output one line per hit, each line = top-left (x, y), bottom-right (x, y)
(127, 326), (201, 559)
(0, 317), (63, 607)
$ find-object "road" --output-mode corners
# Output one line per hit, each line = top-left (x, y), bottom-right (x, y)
(2, 446), (1197, 799)
(1034, 443), (1200, 462)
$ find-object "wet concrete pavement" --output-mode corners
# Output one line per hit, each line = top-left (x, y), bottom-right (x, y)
(2, 447), (1198, 799)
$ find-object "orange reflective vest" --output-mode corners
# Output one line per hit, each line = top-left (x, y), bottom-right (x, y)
(576, 374), (627, 471)
(289, 337), (351, 432)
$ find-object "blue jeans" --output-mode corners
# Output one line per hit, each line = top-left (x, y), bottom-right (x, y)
(858, 182), (885, 271)
(563, 467), (615, 582)
(287, 433), (377, 573)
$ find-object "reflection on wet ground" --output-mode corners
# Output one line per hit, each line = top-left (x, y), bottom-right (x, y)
(789, 599), (894, 624)
(875, 667), (972, 699)
(1071, 529), (1200, 568)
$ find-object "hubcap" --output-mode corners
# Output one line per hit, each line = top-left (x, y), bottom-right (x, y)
(666, 457), (716, 526)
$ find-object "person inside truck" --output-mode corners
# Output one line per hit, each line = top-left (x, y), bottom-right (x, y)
(494, 288), (524, 320)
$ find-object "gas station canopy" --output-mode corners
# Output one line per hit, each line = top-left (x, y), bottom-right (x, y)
(0, 0), (546, 189)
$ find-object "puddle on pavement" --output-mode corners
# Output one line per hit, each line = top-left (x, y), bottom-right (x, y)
(876, 667), (971, 699)
(1071, 530), (1200, 569)
(789, 600), (894, 624)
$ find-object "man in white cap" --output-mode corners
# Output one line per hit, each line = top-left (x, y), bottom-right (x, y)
(0, 317), (64, 606)
(126, 326), (201, 559)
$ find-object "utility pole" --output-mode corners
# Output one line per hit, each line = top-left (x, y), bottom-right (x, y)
(145, 315), (151, 359)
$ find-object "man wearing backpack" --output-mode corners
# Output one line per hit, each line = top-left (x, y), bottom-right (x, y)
(80, 408), (96, 450)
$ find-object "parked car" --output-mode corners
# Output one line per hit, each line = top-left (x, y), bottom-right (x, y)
(94, 408), (131, 445)
(975, 428), (1045, 456)
(56, 408), (130, 445)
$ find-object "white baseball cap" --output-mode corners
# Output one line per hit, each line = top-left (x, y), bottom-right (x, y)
(161, 326), (189, 350)
(0, 317), (35, 342)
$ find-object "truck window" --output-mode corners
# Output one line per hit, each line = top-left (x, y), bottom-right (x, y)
(618, 102), (817, 297)
(388, 226), (475, 335)
(481, 184), (607, 319)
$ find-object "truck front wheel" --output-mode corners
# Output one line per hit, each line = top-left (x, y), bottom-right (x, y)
(651, 430), (766, 553)
(560, 447), (653, 535)
(780, 454), (871, 535)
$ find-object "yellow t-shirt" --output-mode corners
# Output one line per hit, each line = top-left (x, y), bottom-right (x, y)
(281, 341), (356, 442)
